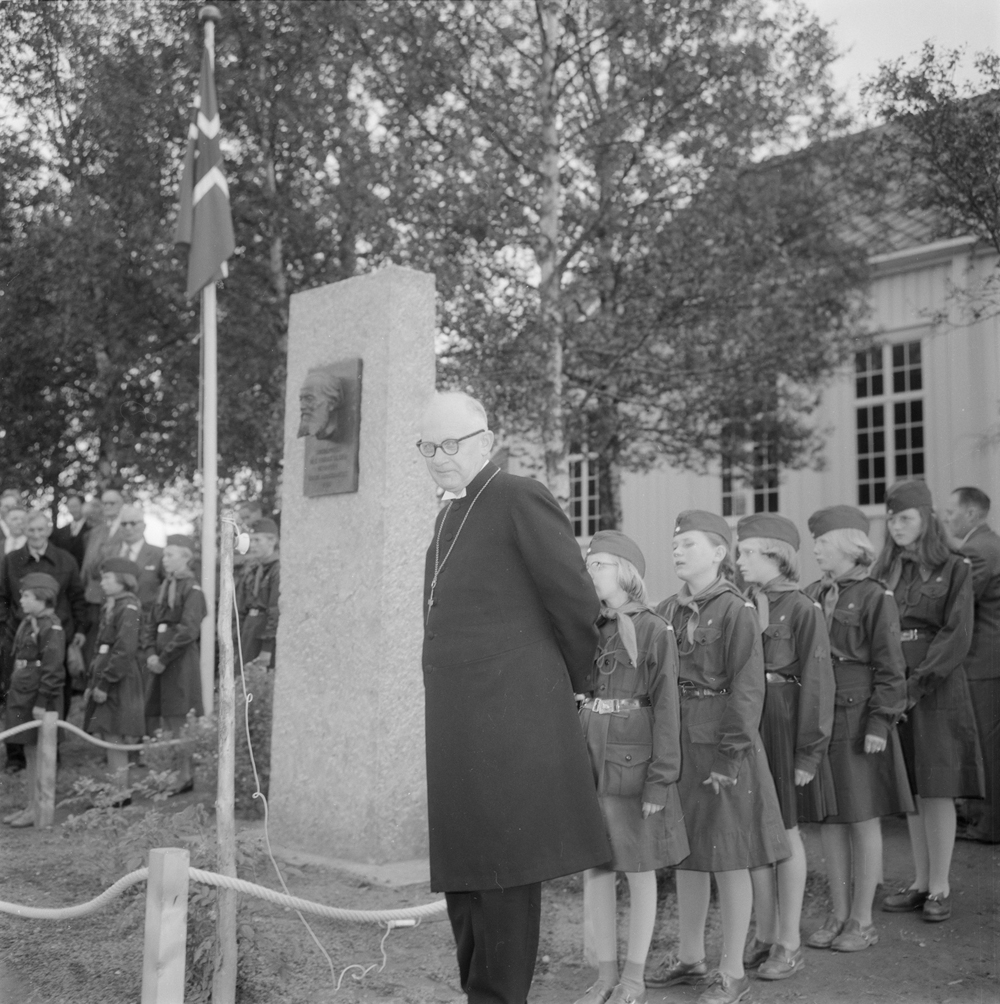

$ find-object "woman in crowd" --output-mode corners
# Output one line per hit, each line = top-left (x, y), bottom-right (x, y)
(801, 506), (912, 952)
(873, 481), (983, 923)
(736, 514), (835, 981)
(83, 557), (145, 804)
(647, 511), (787, 1004)
(575, 530), (689, 1004)
(3, 573), (64, 827)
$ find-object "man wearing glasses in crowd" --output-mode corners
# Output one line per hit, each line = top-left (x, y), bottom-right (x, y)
(417, 391), (609, 1004)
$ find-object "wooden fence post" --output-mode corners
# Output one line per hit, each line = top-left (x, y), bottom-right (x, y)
(582, 869), (598, 967)
(35, 711), (58, 828)
(141, 847), (190, 1004)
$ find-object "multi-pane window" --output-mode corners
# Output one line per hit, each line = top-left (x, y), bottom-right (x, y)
(569, 452), (599, 538)
(855, 339), (924, 505)
(721, 444), (778, 516)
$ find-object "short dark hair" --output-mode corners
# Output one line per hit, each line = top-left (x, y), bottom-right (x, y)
(954, 486), (990, 516)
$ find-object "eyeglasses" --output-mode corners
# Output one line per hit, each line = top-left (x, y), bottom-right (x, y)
(586, 560), (617, 571)
(119, 520), (143, 527)
(416, 429), (485, 458)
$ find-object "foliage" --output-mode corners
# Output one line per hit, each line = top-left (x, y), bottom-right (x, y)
(235, 660), (274, 817)
(0, 0), (872, 514)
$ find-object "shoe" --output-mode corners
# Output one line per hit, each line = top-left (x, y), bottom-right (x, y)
(922, 893), (951, 922)
(805, 914), (844, 949)
(646, 958), (709, 988)
(757, 944), (805, 980)
(110, 796), (132, 809)
(882, 887), (928, 912)
(3, 808), (27, 824)
(695, 971), (751, 1004)
(168, 778), (194, 797)
(8, 809), (34, 828)
(607, 985), (647, 1004)
(742, 936), (772, 969)
(572, 982), (614, 1004)
(3, 760), (25, 774)
(830, 919), (878, 952)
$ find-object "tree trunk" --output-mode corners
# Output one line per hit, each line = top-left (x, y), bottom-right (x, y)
(535, 0), (568, 511)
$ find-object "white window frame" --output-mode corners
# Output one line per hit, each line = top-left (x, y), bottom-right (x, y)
(569, 451), (600, 540)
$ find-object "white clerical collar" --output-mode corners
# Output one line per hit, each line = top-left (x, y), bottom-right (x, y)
(441, 460), (490, 500)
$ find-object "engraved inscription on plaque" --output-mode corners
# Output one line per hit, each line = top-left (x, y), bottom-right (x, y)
(298, 357), (362, 496)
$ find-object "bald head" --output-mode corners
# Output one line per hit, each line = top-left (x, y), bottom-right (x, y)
(419, 392), (494, 493)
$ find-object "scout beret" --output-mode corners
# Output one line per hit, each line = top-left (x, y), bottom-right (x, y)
(808, 505), (869, 538)
(101, 557), (141, 578)
(736, 514), (800, 550)
(587, 529), (645, 578)
(673, 510), (732, 547)
(251, 518), (279, 536)
(885, 479), (933, 514)
(20, 573), (59, 594)
(166, 534), (195, 550)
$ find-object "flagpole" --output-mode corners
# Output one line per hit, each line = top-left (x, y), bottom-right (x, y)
(200, 277), (218, 719)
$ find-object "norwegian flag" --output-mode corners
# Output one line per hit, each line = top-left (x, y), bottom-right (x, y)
(176, 35), (235, 298)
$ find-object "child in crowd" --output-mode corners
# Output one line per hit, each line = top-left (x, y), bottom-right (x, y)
(83, 557), (146, 804)
(143, 534), (205, 795)
(3, 573), (65, 827)
(873, 481), (982, 923)
(235, 517), (280, 670)
(647, 511), (788, 1004)
(802, 506), (912, 952)
(575, 531), (689, 1004)
(736, 514), (835, 981)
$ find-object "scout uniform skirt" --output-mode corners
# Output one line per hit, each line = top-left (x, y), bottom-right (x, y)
(759, 677), (837, 828)
(898, 638), (985, 800)
(676, 692), (789, 871)
(800, 662), (913, 824)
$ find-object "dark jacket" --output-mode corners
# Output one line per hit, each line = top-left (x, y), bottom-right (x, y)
(422, 462), (609, 891)
(0, 543), (88, 643)
(804, 577), (907, 741)
(51, 520), (89, 569)
(960, 524), (1000, 681)
(85, 591), (146, 736)
(235, 553), (279, 662)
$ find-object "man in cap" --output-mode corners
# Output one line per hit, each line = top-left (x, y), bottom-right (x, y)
(943, 486), (1000, 843)
(235, 518), (280, 669)
(418, 390), (609, 1004)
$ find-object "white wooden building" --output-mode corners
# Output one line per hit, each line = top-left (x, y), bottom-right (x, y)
(528, 234), (1000, 604)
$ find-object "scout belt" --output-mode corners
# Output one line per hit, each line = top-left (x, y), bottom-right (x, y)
(14, 660), (40, 670)
(580, 695), (652, 714)
(765, 672), (800, 685)
(899, 629), (933, 642)
(679, 681), (729, 698)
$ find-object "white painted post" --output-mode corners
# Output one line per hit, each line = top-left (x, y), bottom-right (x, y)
(35, 711), (58, 828)
(141, 847), (190, 1004)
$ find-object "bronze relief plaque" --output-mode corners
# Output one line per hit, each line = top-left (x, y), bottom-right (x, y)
(298, 357), (362, 496)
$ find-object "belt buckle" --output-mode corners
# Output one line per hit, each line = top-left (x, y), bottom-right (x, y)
(14, 659), (26, 670)
(900, 629), (918, 642)
(593, 698), (614, 714)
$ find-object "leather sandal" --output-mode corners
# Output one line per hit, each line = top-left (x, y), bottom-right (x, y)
(882, 887), (928, 912)
(572, 982), (614, 1004)
(757, 943), (805, 980)
(645, 958), (709, 988)
(830, 919), (878, 952)
(922, 893), (951, 922)
(805, 913), (845, 949)
(696, 971), (750, 1004)
(8, 809), (35, 828)
(742, 936), (772, 969)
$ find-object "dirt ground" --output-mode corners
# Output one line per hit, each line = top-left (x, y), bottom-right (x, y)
(0, 726), (997, 1004)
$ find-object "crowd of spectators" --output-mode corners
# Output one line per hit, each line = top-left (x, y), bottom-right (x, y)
(0, 487), (281, 797)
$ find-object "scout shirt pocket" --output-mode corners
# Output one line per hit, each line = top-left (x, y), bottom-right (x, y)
(687, 625), (726, 689)
(10, 661), (41, 694)
(831, 685), (871, 754)
(763, 623), (796, 671)
(603, 742), (653, 797)
(831, 607), (866, 658)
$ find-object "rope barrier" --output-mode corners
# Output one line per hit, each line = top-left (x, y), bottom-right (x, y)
(0, 718), (188, 750)
(0, 865), (447, 924)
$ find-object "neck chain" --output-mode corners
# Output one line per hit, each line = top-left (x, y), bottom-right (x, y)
(427, 469), (500, 618)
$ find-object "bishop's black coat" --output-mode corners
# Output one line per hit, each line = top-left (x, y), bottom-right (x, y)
(422, 463), (610, 892)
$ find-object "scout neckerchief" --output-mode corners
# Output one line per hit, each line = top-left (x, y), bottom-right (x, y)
(746, 577), (800, 632)
(674, 576), (739, 649)
(816, 566), (870, 628)
(599, 601), (648, 668)
(882, 550), (932, 594)
(244, 550), (279, 602)
(157, 566), (195, 610)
